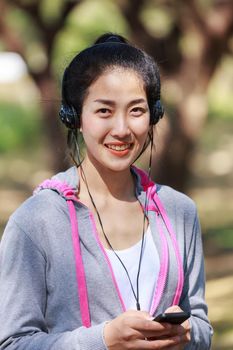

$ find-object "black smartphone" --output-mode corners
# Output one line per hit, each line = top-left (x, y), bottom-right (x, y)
(153, 311), (190, 325)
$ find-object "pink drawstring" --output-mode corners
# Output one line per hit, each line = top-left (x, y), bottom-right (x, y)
(152, 194), (184, 306)
(150, 212), (169, 314)
(133, 166), (184, 307)
(34, 179), (91, 327)
(67, 200), (91, 328)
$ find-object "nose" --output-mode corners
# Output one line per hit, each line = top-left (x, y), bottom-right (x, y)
(110, 114), (130, 138)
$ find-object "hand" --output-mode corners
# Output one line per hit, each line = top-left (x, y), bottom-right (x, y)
(158, 305), (191, 350)
(103, 309), (189, 350)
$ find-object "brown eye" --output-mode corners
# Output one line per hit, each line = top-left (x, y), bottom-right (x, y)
(99, 108), (109, 113)
(97, 108), (111, 117)
(131, 107), (146, 117)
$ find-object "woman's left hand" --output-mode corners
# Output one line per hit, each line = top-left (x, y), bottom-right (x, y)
(156, 305), (191, 349)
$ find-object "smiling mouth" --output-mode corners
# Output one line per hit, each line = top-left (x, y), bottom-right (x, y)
(105, 143), (132, 151)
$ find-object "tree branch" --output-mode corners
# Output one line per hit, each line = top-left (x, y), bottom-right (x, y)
(7, 0), (79, 56)
(9, 0), (44, 29)
(180, 0), (233, 40)
(62, 0), (80, 21)
(184, 0), (209, 35)
(0, 1), (26, 58)
(207, 1), (233, 39)
(47, 1), (80, 53)
(116, 0), (182, 72)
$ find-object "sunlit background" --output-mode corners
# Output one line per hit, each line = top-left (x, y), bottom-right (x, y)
(0, 1), (232, 348)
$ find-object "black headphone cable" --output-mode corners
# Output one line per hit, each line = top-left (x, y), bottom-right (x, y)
(72, 130), (153, 311)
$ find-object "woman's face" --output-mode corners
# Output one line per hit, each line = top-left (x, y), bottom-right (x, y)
(80, 67), (150, 173)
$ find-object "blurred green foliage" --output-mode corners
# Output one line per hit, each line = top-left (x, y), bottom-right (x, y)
(52, 0), (129, 75)
(140, 4), (173, 37)
(0, 0), (231, 156)
(0, 103), (41, 153)
(208, 56), (233, 120)
(204, 226), (233, 254)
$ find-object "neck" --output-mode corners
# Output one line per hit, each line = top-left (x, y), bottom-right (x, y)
(78, 157), (136, 201)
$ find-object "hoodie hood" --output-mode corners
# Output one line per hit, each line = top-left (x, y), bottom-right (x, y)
(33, 165), (156, 202)
(33, 166), (79, 201)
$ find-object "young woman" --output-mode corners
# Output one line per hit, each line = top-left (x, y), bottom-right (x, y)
(0, 33), (212, 349)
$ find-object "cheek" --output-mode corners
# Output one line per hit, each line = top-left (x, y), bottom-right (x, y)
(81, 118), (109, 143)
(131, 119), (150, 139)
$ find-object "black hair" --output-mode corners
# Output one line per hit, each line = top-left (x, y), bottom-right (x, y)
(61, 33), (164, 166)
(61, 32), (162, 120)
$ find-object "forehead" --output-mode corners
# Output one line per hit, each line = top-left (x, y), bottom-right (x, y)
(86, 67), (146, 100)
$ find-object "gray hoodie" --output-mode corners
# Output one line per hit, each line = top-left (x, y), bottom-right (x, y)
(0, 166), (213, 349)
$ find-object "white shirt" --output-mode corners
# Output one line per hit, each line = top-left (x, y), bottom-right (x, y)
(105, 226), (160, 311)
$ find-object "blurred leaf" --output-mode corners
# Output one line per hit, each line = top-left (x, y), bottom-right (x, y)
(0, 103), (42, 153)
(208, 56), (233, 120)
(6, 7), (41, 43)
(204, 226), (233, 251)
(40, 0), (64, 24)
(52, 0), (129, 75)
(140, 4), (174, 38)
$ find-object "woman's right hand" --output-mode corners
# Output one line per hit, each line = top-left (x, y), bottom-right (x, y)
(103, 310), (188, 349)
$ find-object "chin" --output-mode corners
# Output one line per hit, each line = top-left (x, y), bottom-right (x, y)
(88, 149), (140, 173)
(99, 159), (134, 173)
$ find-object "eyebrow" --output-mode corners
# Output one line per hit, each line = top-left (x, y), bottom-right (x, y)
(93, 98), (147, 106)
(94, 99), (115, 106)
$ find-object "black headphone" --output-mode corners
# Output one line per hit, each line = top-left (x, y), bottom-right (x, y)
(59, 69), (164, 129)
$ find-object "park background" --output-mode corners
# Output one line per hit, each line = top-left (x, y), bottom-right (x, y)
(0, 0), (232, 348)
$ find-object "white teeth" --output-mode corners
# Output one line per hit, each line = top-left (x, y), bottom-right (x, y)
(107, 144), (130, 151)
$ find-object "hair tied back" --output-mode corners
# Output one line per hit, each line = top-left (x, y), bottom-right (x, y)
(105, 35), (124, 43)
(94, 33), (128, 45)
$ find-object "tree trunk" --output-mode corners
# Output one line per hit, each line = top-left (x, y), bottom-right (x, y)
(35, 71), (69, 172)
(152, 72), (209, 191)
(152, 121), (195, 192)
(118, 0), (233, 192)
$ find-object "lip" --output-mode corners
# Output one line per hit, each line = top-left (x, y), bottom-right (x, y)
(104, 141), (132, 157)
(106, 148), (130, 157)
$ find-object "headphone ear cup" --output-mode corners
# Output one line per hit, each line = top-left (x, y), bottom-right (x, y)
(59, 103), (80, 129)
(151, 100), (164, 125)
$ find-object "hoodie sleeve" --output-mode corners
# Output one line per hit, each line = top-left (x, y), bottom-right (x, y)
(180, 211), (213, 349)
(0, 218), (107, 350)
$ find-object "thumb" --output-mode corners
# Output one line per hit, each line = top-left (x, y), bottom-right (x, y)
(165, 305), (183, 313)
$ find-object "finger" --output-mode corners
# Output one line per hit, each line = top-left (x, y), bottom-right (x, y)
(169, 324), (187, 337)
(165, 305), (183, 313)
(135, 335), (181, 349)
(167, 331), (191, 349)
(139, 317), (190, 340)
(146, 323), (183, 339)
(181, 318), (191, 330)
(170, 333), (191, 349)
(134, 318), (174, 338)
(126, 309), (151, 319)
(145, 322), (191, 342)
